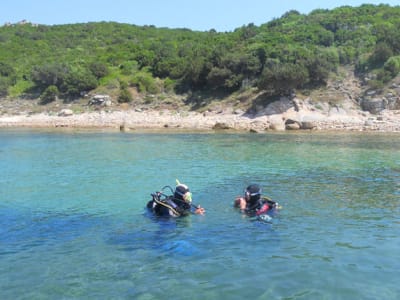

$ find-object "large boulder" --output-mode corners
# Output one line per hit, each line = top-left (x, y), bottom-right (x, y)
(58, 109), (73, 117)
(301, 121), (317, 130)
(89, 95), (112, 106)
(269, 115), (286, 131)
(212, 122), (231, 130)
(361, 97), (386, 114)
(285, 119), (301, 130)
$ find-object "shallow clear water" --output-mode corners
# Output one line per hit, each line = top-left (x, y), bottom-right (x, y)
(1, 129), (399, 299)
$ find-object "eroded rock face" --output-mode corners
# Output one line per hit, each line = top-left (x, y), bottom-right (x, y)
(259, 97), (294, 116)
(360, 90), (400, 114)
(385, 93), (400, 110)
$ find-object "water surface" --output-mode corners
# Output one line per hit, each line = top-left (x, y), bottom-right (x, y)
(1, 130), (399, 299)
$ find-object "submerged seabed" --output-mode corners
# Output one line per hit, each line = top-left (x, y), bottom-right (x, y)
(1, 130), (399, 299)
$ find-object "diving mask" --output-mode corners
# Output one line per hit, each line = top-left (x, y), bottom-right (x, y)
(184, 192), (192, 203)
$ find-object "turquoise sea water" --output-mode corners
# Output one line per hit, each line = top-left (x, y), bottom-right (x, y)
(1, 129), (399, 299)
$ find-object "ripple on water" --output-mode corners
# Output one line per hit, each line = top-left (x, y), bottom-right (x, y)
(1, 131), (399, 299)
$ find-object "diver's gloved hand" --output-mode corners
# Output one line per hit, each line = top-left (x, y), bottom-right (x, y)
(194, 205), (205, 215)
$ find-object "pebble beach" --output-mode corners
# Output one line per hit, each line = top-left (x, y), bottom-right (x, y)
(1, 106), (400, 132)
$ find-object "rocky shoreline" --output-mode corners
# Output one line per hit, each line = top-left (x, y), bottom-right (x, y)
(1, 97), (400, 133)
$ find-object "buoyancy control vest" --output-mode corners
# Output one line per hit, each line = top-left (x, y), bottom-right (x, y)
(245, 197), (277, 216)
(147, 192), (191, 217)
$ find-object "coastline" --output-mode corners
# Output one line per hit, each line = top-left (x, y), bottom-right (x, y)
(1, 107), (400, 132)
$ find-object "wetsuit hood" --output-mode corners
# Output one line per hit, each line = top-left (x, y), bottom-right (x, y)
(245, 184), (262, 204)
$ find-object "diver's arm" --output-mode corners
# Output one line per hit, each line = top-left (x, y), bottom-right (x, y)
(234, 197), (247, 211)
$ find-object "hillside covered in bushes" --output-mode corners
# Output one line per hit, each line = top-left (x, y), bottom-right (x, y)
(1, 4), (400, 109)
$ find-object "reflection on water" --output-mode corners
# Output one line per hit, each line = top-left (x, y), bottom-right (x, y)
(0, 130), (399, 299)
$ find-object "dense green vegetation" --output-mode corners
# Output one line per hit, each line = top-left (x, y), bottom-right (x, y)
(1, 4), (400, 105)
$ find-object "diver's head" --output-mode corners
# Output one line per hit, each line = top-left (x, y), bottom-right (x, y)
(244, 184), (261, 204)
(174, 183), (192, 203)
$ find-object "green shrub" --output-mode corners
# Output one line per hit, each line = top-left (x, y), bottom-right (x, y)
(163, 77), (176, 93)
(118, 88), (132, 103)
(40, 85), (59, 104)
(383, 56), (400, 77)
(355, 54), (370, 73)
(376, 69), (393, 83)
(119, 61), (139, 76)
(130, 72), (159, 93)
(368, 79), (384, 90)
(119, 80), (128, 90)
(0, 77), (9, 97)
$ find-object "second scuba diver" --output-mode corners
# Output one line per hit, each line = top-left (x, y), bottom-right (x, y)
(147, 180), (205, 217)
(234, 184), (279, 217)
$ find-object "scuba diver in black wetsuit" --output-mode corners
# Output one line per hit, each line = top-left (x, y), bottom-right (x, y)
(147, 180), (205, 217)
(233, 184), (279, 217)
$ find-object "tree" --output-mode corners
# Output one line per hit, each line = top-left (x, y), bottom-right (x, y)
(89, 61), (109, 79)
(206, 67), (233, 90)
(61, 67), (98, 96)
(369, 42), (393, 66)
(306, 48), (339, 84)
(1, 4), (400, 100)
(258, 62), (309, 95)
(31, 63), (69, 90)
